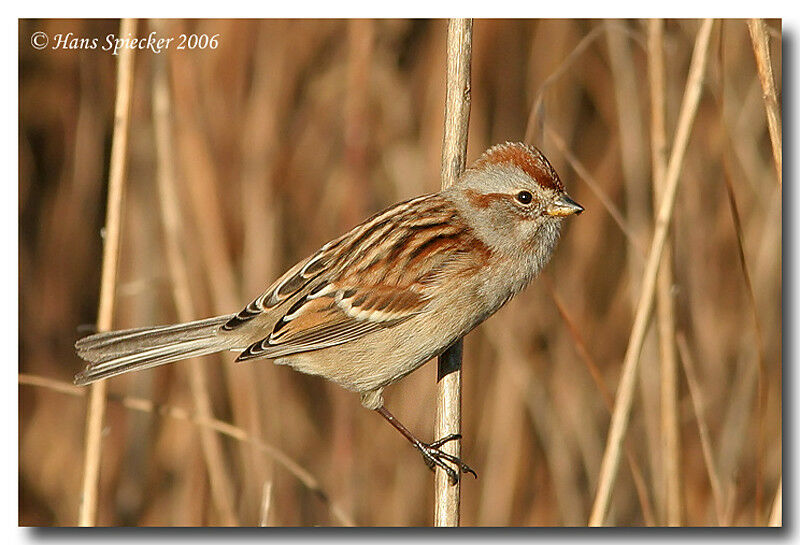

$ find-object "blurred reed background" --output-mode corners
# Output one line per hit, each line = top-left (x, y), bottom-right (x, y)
(19, 18), (781, 526)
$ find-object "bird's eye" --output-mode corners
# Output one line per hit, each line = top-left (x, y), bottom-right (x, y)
(516, 190), (533, 204)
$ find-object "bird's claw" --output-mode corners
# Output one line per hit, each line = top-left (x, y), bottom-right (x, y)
(417, 434), (477, 485)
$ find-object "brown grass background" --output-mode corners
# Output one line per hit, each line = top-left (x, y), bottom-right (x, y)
(18, 18), (781, 526)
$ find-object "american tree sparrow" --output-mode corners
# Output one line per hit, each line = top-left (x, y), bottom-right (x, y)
(75, 142), (583, 483)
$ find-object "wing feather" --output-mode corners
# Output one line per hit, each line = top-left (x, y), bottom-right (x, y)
(229, 194), (491, 361)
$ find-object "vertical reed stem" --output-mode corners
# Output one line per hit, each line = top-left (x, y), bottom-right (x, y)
(589, 19), (714, 526)
(151, 19), (238, 525)
(676, 334), (726, 524)
(434, 18), (472, 527)
(647, 18), (683, 526)
(77, 17), (137, 527)
(746, 19), (782, 187)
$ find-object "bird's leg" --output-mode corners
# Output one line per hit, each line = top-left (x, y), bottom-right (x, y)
(375, 405), (477, 485)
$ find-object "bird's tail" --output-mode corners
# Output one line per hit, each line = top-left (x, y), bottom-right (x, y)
(74, 314), (238, 385)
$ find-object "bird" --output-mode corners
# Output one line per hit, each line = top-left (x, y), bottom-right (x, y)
(74, 142), (583, 484)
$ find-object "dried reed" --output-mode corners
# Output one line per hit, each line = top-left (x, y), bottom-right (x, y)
(434, 18), (473, 527)
(18, 373), (355, 526)
(768, 479), (781, 527)
(747, 19), (782, 187)
(647, 18), (682, 526)
(19, 19), (781, 527)
(676, 335), (726, 524)
(589, 19), (715, 526)
(151, 21), (238, 524)
(77, 18), (137, 527)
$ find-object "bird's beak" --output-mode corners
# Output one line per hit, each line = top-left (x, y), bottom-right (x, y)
(546, 194), (584, 217)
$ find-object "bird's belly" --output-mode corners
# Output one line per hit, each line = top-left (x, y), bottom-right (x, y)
(275, 309), (472, 393)
(274, 273), (510, 394)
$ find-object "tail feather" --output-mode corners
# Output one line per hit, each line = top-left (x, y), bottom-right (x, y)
(74, 314), (238, 385)
(75, 315), (235, 359)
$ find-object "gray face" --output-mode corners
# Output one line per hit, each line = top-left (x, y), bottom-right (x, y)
(447, 164), (569, 260)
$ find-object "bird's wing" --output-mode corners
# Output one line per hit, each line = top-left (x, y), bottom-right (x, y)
(229, 193), (490, 361)
(235, 283), (428, 360)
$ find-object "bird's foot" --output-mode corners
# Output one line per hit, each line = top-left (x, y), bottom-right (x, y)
(416, 434), (477, 485)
